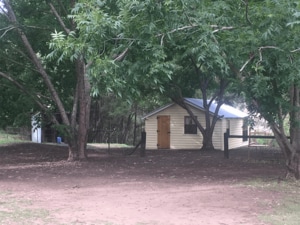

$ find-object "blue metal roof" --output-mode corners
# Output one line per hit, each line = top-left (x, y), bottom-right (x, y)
(184, 98), (248, 119)
(143, 98), (248, 119)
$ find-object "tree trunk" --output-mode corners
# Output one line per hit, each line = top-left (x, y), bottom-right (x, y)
(172, 97), (217, 150)
(286, 85), (300, 179)
(271, 123), (300, 179)
(67, 140), (78, 161)
(3, 1), (81, 160)
(76, 58), (91, 160)
(2, 1), (94, 161)
(133, 105), (137, 145)
(201, 130), (215, 151)
(290, 85), (300, 149)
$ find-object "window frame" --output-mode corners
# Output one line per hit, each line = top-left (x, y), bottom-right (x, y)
(184, 116), (198, 134)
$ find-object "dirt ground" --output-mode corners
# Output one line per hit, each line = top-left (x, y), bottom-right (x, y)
(0, 143), (286, 225)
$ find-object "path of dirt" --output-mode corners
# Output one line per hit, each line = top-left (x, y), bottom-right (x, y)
(0, 143), (286, 225)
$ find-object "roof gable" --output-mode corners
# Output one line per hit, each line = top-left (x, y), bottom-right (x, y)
(143, 98), (248, 119)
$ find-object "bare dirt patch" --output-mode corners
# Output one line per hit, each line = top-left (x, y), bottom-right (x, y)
(0, 143), (286, 225)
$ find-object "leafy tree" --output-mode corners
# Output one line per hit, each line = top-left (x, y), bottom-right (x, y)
(62, 0), (253, 152)
(113, 0), (246, 150)
(238, 0), (300, 178)
(48, 0), (175, 146)
(0, 0), (171, 160)
(0, 0), (92, 161)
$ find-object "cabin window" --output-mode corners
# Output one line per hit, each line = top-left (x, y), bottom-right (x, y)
(184, 116), (197, 134)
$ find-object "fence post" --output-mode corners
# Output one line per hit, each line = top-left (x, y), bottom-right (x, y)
(224, 129), (229, 159)
(140, 131), (146, 157)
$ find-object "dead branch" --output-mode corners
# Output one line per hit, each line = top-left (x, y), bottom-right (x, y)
(212, 26), (235, 34)
(158, 22), (235, 45)
(239, 53), (255, 72)
(158, 24), (198, 45)
(257, 46), (283, 65)
(113, 41), (134, 62)
(290, 48), (300, 53)
(166, 24), (198, 34)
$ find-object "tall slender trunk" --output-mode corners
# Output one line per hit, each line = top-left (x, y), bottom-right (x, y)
(76, 58), (91, 160)
(286, 85), (300, 178)
(290, 85), (300, 149)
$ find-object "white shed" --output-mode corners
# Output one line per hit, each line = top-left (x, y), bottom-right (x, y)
(143, 98), (248, 150)
(31, 113), (42, 143)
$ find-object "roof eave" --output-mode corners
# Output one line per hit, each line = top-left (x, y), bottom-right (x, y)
(142, 102), (175, 120)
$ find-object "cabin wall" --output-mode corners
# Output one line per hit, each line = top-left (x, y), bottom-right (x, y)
(145, 104), (229, 150)
(212, 121), (223, 150)
(227, 118), (248, 149)
(145, 104), (204, 149)
(144, 103), (248, 150)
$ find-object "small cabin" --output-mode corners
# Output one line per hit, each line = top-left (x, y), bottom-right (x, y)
(143, 98), (248, 150)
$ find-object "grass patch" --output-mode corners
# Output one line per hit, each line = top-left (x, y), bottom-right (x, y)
(242, 178), (300, 225)
(87, 143), (133, 149)
(0, 191), (54, 224)
(259, 197), (300, 225)
(0, 129), (26, 145)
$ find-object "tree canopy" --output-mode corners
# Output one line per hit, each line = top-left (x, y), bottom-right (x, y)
(2, 0), (300, 178)
(238, 1), (300, 178)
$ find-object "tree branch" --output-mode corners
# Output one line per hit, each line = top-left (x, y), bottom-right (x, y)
(166, 24), (198, 34)
(240, 46), (283, 72)
(158, 24), (198, 45)
(158, 23), (234, 45)
(0, 26), (15, 38)
(212, 26), (235, 34)
(48, 2), (71, 34)
(113, 41), (134, 62)
(3, 0), (70, 126)
(242, 0), (252, 25)
(257, 46), (283, 65)
(0, 44), (39, 71)
(239, 52), (255, 72)
(0, 71), (58, 124)
(291, 48), (300, 53)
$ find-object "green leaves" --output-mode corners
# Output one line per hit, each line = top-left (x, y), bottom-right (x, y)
(50, 30), (65, 41)
(238, 0), (300, 128)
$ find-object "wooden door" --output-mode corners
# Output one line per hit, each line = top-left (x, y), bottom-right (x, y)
(157, 115), (170, 149)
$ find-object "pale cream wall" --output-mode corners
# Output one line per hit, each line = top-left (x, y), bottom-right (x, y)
(212, 120), (223, 150)
(227, 119), (248, 149)
(214, 118), (248, 150)
(144, 103), (247, 150)
(145, 104), (203, 149)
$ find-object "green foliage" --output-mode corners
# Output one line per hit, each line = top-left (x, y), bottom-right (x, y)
(239, 0), (300, 129)
(115, 0), (245, 101)
(0, 1), (76, 127)
(2, 0), (300, 152)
